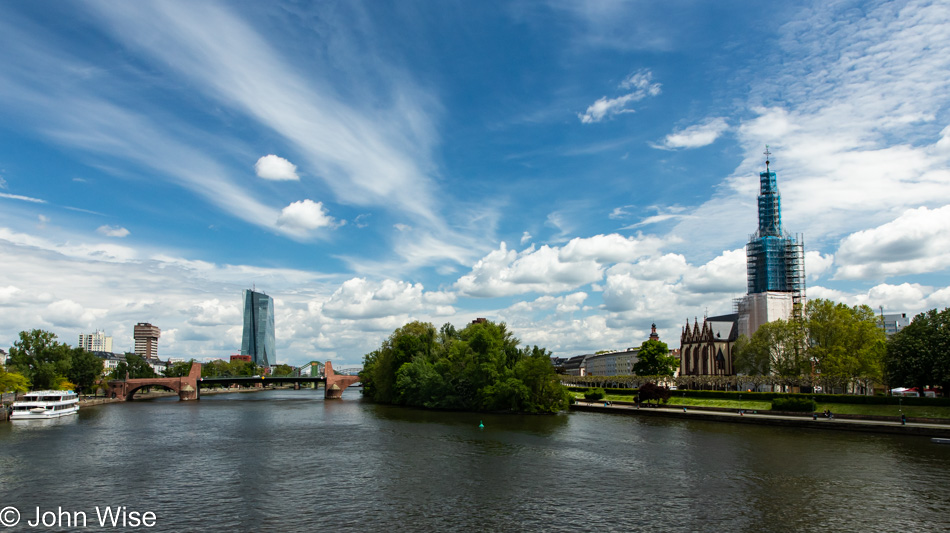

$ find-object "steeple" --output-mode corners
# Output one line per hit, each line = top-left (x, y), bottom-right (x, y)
(757, 144), (782, 238)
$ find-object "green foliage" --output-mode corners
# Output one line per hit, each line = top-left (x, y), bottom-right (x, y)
(806, 299), (885, 391)
(361, 320), (570, 413)
(9, 329), (72, 390)
(0, 366), (31, 394)
(771, 397), (817, 412)
(67, 347), (104, 394)
(109, 353), (157, 380)
(584, 387), (606, 401)
(164, 360), (196, 377)
(632, 339), (677, 376)
(733, 319), (808, 378)
(200, 359), (260, 378)
(271, 364), (295, 376)
(886, 307), (950, 395)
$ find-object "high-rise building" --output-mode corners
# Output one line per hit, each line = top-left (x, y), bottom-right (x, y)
(79, 330), (113, 353)
(241, 289), (275, 367)
(737, 147), (805, 338)
(133, 322), (161, 360)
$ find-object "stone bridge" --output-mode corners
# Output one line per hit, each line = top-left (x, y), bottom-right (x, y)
(108, 362), (201, 401)
(108, 361), (360, 401)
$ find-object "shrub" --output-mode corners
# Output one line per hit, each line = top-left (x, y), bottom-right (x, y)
(771, 397), (817, 412)
(584, 387), (606, 401)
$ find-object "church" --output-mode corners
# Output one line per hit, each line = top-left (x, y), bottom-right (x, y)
(680, 148), (805, 377)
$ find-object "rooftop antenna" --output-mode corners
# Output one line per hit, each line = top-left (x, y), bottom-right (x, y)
(764, 145), (772, 173)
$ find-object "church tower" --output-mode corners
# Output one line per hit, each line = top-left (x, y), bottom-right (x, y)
(737, 147), (805, 337)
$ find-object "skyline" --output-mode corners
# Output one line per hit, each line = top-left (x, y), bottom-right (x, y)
(2, 1), (950, 367)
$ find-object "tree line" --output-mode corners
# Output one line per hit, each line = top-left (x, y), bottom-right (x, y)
(565, 299), (950, 396)
(1, 329), (297, 397)
(360, 319), (571, 413)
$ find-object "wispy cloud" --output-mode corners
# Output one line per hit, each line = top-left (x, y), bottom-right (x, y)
(97, 225), (130, 238)
(0, 192), (46, 203)
(578, 70), (661, 123)
(653, 117), (729, 150)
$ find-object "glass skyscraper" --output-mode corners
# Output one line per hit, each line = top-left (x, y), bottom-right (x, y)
(241, 289), (275, 367)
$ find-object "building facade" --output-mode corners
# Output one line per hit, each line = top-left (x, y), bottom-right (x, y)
(241, 289), (275, 367)
(133, 323), (161, 360)
(680, 314), (739, 377)
(879, 312), (909, 336)
(79, 330), (113, 353)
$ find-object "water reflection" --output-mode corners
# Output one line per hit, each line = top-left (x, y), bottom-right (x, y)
(0, 389), (947, 531)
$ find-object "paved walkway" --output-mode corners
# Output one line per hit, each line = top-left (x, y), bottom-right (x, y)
(571, 401), (950, 438)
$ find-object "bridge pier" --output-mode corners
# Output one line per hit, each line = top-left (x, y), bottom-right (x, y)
(324, 361), (359, 399)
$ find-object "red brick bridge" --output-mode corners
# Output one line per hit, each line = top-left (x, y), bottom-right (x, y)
(107, 361), (360, 401)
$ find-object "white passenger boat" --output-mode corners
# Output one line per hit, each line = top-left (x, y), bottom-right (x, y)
(9, 390), (79, 420)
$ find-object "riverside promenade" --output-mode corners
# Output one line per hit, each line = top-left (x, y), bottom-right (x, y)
(571, 401), (950, 438)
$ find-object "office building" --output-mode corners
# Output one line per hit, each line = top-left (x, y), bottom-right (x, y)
(241, 289), (275, 367)
(133, 322), (161, 360)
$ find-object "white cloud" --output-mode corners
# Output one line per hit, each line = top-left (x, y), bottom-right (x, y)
(0, 192), (46, 203)
(0, 285), (21, 304)
(559, 233), (664, 264)
(97, 225), (130, 238)
(42, 299), (107, 328)
(835, 206), (950, 280)
(254, 154), (299, 181)
(578, 69), (661, 123)
(455, 242), (604, 298)
(321, 278), (424, 319)
(276, 200), (338, 232)
(654, 117), (729, 150)
(186, 299), (241, 327)
(805, 251), (834, 281)
(520, 231), (532, 245)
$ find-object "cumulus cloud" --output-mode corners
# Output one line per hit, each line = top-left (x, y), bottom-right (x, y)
(254, 154), (299, 181)
(97, 225), (130, 238)
(42, 299), (107, 328)
(805, 251), (834, 281)
(654, 117), (729, 150)
(186, 298), (241, 327)
(578, 69), (661, 123)
(835, 206), (950, 280)
(276, 199), (338, 232)
(455, 242), (605, 298)
(321, 278), (424, 319)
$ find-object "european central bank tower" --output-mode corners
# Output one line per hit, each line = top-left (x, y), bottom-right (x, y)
(737, 148), (805, 337)
(241, 289), (275, 367)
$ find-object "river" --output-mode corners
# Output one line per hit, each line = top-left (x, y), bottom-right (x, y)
(0, 388), (947, 531)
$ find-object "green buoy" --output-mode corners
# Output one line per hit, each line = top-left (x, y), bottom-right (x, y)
(479, 420), (484, 429)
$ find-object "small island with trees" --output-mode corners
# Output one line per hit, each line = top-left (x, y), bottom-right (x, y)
(360, 319), (571, 413)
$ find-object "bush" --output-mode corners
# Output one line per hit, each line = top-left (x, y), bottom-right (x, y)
(771, 397), (817, 412)
(584, 387), (606, 401)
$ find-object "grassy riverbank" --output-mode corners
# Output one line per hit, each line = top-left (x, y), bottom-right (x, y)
(571, 392), (950, 420)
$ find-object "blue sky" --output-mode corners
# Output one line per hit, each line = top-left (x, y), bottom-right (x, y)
(2, 0), (950, 367)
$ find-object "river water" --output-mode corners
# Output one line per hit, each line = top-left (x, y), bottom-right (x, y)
(0, 388), (947, 532)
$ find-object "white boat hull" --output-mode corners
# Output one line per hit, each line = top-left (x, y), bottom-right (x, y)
(10, 406), (79, 420)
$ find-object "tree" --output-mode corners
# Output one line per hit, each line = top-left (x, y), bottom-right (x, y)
(638, 382), (671, 406)
(0, 365), (30, 394)
(8, 329), (72, 390)
(67, 347), (104, 396)
(733, 320), (808, 388)
(164, 360), (196, 377)
(632, 339), (677, 376)
(271, 364), (295, 376)
(110, 353), (157, 380)
(886, 308), (950, 396)
(806, 299), (885, 393)
(361, 320), (569, 413)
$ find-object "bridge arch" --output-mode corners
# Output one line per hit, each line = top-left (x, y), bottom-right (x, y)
(108, 362), (201, 402)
